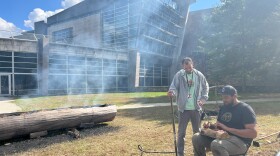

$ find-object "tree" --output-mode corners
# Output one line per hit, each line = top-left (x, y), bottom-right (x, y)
(201, 0), (280, 91)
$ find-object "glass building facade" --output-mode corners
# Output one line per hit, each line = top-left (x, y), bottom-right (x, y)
(47, 48), (129, 95)
(102, 0), (187, 87)
(0, 0), (192, 96)
(52, 28), (73, 44)
(0, 51), (38, 96)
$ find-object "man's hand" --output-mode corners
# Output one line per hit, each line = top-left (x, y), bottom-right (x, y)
(216, 130), (226, 135)
(215, 130), (230, 139)
(197, 100), (205, 107)
(217, 122), (229, 131)
(167, 91), (175, 97)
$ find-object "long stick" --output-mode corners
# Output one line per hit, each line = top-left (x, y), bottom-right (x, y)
(137, 97), (178, 155)
(138, 145), (175, 155)
(254, 131), (280, 141)
(170, 97), (178, 156)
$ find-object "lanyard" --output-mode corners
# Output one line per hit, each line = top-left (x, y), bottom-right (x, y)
(186, 72), (193, 98)
(186, 72), (193, 88)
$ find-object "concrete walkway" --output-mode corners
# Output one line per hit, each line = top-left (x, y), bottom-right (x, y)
(0, 97), (21, 114)
(0, 97), (279, 113)
(118, 98), (280, 110)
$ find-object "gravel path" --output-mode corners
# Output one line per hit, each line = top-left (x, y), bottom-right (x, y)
(0, 97), (21, 114)
(118, 98), (280, 110)
(1, 96), (279, 113)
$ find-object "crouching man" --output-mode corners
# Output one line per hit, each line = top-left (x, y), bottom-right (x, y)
(192, 85), (257, 156)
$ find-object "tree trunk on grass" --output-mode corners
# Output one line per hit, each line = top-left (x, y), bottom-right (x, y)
(0, 104), (117, 141)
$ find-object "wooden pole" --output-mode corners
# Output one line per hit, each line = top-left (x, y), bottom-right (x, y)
(170, 97), (178, 156)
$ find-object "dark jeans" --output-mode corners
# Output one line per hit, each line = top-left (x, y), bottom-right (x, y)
(177, 110), (201, 156)
(192, 133), (248, 156)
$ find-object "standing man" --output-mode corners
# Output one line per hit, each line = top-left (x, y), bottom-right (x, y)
(192, 85), (257, 156)
(168, 57), (209, 156)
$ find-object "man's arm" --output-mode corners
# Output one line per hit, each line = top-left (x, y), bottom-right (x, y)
(199, 74), (209, 103)
(217, 122), (258, 139)
(168, 73), (179, 96)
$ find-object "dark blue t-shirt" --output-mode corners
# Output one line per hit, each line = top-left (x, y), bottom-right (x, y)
(217, 102), (256, 146)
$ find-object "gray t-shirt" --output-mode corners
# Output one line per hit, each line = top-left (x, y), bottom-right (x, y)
(217, 102), (256, 146)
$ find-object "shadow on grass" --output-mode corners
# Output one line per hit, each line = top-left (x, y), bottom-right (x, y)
(118, 105), (217, 126)
(122, 95), (224, 105)
(0, 96), (16, 102)
(0, 124), (121, 156)
(249, 102), (280, 116)
(123, 95), (170, 105)
(119, 106), (178, 125)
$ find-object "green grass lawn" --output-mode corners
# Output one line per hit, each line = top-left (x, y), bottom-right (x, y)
(13, 92), (280, 112)
(14, 92), (168, 112)
(0, 102), (279, 156)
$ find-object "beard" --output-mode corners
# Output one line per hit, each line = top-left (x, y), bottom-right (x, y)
(228, 101), (234, 107)
(224, 99), (234, 107)
(185, 69), (193, 74)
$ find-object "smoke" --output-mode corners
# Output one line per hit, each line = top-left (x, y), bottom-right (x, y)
(7, 0), (192, 110)
(46, 0), (190, 97)
(46, 10), (118, 101)
(133, 0), (190, 87)
(46, 38), (123, 108)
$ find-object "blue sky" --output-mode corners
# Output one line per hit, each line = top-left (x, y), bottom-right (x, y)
(0, 0), (220, 31)
(0, 0), (62, 30)
(190, 0), (221, 11)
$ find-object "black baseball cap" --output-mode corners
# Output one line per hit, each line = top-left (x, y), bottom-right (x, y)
(221, 85), (237, 96)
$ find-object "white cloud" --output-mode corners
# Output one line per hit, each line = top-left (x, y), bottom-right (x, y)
(24, 0), (84, 29)
(61, 0), (84, 9)
(24, 8), (63, 29)
(0, 18), (22, 37)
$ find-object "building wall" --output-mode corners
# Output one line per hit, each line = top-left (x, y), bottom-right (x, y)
(0, 38), (131, 96)
(0, 38), (37, 53)
(100, 0), (184, 88)
(0, 0), (195, 96)
(43, 0), (194, 91)
(48, 13), (102, 48)
(0, 38), (39, 96)
(33, 0), (195, 94)
(43, 41), (129, 95)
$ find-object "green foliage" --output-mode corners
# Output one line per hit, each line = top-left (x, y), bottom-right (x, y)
(201, 0), (280, 89)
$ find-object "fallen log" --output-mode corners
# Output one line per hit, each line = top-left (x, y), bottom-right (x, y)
(0, 104), (117, 141)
